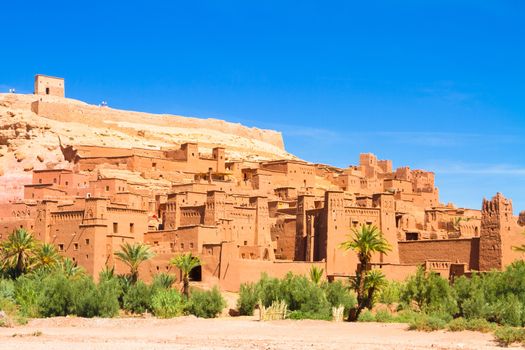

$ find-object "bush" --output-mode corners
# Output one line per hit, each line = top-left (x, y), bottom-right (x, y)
(288, 310), (332, 320)
(466, 318), (496, 333)
(187, 287), (226, 318)
(95, 278), (121, 317)
(237, 282), (258, 316)
(151, 288), (186, 318)
(152, 273), (176, 290)
(38, 273), (72, 317)
(237, 273), (347, 319)
(493, 326), (525, 347)
(447, 317), (468, 332)
(14, 275), (41, 317)
(323, 280), (356, 317)
(123, 282), (152, 314)
(357, 309), (375, 322)
(378, 280), (403, 306)
(374, 309), (395, 323)
(401, 266), (457, 317)
(408, 314), (447, 332)
(0, 279), (15, 302)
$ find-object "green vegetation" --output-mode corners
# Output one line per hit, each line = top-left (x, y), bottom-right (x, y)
(114, 242), (155, 284)
(237, 272), (356, 320)
(170, 252), (202, 298)
(0, 230), (225, 323)
(339, 224), (391, 321)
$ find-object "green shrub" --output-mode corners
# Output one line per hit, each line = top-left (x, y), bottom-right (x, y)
(237, 273), (335, 319)
(123, 281), (152, 314)
(374, 309), (395, 323)
(0, 279), (15, 302)
(14, 275), (41, 317)
(357, 309), (375, 322)
(96, 278), (121, 317)
(38, 273), (72, 317)
(493, 326), (525, 347)
(323, 280), (356, 316)
(151, 288), (186, 318)
(152, 273), (176, 290)
(288, 310), (332, 320)
(401, 266), (457, 317)
(187, 287), (226, 318)
(466, 318), (496, 333)
(378, 280), (403, 306)
(447, 317), (468, 331)
(408, 314), (447, 332)
(237, 282), (258, 316)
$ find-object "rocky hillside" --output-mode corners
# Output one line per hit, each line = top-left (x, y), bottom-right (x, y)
(0, 93), (295, 202)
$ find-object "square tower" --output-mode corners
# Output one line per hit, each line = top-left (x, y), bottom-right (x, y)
(34, 74), (65, 97)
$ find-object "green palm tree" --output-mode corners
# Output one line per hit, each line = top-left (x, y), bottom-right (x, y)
(170, 252), (202, 298)
(309, 265), (324, 286)
(33, 243), (62, 270)
(1, 228), (37, 278)
(340, 224), (391, 321)
(114, 242), (155, 284)
(364, 269), (387, 310)
(56, 257), (85, 279)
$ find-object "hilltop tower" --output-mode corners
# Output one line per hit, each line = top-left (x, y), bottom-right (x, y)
(34, 74), (65, 97)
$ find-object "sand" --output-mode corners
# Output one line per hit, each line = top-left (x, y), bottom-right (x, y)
(0, 316), (504, 350)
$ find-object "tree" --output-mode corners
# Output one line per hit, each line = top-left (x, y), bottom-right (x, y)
(33, 243), (62, 270)
(309, 265), (324, 286)
(114, 242), (155, 284)
(170, 252), (202, 298)
(363, 269), (387, 310)
(340, 224), (391, 321)
(1, 228), (37, 278)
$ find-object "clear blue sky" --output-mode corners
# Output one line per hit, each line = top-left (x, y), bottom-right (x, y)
(1, 1), (524, 212)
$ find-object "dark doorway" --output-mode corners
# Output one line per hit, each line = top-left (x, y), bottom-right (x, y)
(45, 87), (50, 95)
(189, 266), (202, 281)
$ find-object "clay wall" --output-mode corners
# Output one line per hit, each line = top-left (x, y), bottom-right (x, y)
(398, 238), (479, 271)
(270, 217), (296, 260)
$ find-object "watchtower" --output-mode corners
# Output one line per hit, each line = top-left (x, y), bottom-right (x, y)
(34, 74), (65, 97)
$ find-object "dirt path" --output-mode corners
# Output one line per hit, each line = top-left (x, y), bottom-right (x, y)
(0, 316), (504, 350)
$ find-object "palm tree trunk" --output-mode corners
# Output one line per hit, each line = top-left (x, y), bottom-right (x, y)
(16, 251), (25, 277)
(349, 259), (369, 321)
(183, 274), (190, 298)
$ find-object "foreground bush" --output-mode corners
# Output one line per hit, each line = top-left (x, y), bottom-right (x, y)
(237, 273), (356, 320)
(123, 281), (152, 314)
(186, 287), (226, 318)
(454, 261), (525, 326)
(401, 266), (457, 317)
(493, 326), (525, 347)
(151, 288), (185, 318)
(408, 313), (447, 332)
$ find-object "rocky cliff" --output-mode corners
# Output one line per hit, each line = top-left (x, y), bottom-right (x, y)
(0, 93), (294, 202)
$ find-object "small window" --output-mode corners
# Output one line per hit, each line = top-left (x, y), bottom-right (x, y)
(181, 243), (184, 249)
(152, 162), (157, 168)
(130, 223), (135, 233)
(105, 186), (110, 191)
(73, 243), (79, 250)
(85, 238), (90, 245)
(190, 242), (194, 249)
(113, 222), (118, 233)
(58, 244), (64, 251)
(53, 178), (57, 184)
(45, 87), (50, 95)
(244, 241), (247, 246)
(38, 179), (42, 184)
(65, 181), (69, 186)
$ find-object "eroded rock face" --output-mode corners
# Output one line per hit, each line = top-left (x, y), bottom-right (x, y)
(0, 93), (295, 202)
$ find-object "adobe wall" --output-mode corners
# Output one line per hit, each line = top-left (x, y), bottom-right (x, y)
(398, 237), (480, 270)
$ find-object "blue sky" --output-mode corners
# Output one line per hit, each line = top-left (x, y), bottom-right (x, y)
(1, 1), (524, 212)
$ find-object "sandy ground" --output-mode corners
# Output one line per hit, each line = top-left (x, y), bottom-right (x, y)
(0, 316), (506, 350)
